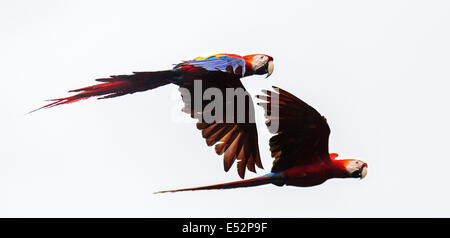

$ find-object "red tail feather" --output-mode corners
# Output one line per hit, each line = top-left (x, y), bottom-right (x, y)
(29, 81), (129, 113)
(30, 70), (177, 113)
(154, 173), (280, 194)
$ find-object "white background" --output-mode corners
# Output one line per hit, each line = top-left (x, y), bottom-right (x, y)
(1, 0), (449, 217)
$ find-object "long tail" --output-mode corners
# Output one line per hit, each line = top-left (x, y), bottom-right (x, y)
(30, 70), (179, 113)
(154, 173), (283, 194)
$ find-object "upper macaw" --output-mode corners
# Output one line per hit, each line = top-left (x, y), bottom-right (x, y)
(154, 86), (368, 193)
(32, 53), (274, 179)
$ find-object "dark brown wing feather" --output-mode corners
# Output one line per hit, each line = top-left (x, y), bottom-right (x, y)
(179, 69), (262, 179)
(257, 86), (330, 173)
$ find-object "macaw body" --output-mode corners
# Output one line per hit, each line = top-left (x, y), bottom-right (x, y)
(33, 53), (273, 110)
(155, 87), (368, 193)
(154, 155), (366, 193)
(282, 158), (359, 187)
(33, 53), (274, 179)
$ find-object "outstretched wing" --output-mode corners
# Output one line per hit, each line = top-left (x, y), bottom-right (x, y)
(179, 69), (262, 179)
(257, 86), (331, 173)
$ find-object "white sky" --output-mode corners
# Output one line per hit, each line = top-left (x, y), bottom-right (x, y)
(1, 0), (449, 217)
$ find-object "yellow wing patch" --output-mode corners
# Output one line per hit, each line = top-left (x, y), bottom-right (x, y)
(194, 54), (226, 61)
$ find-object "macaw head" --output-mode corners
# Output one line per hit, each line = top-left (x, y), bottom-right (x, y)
(243, 54), (274, 78)
(343, 159), (368, 179)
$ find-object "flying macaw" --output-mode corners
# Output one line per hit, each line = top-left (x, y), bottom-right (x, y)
(32, 53), (274, 179)
(154, 86), (368, 193)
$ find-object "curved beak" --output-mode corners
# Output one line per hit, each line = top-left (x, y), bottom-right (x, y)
(266, 60), (274, 78)
(360, 166), (368, 179)
(351, 164), (368, 179)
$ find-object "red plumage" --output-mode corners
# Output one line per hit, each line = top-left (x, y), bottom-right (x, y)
(155, 86), (368, 193)
(32, 53), (275, 179)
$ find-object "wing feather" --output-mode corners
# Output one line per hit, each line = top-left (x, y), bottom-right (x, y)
(257, 86), (330, 172)
(179, 70), (262, 178)
(174, 55), (246, 76)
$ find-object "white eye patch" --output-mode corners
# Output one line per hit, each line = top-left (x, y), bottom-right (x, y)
(252, 55), (268, 70)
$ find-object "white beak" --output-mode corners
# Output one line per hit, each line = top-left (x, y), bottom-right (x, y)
(361, 166), (368, 179)
(266, 61), (274, 78)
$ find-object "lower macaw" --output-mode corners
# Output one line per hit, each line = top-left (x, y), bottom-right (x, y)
(155, 86), (368, 193)
(32, 53), (274, 179)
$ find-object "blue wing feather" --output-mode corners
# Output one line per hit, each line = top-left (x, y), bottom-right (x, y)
(174, 55), (246, 76)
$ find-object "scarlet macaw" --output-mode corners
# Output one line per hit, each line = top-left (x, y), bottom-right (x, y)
(32, 53), (274, 179)
(154, 86), (368, 193)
